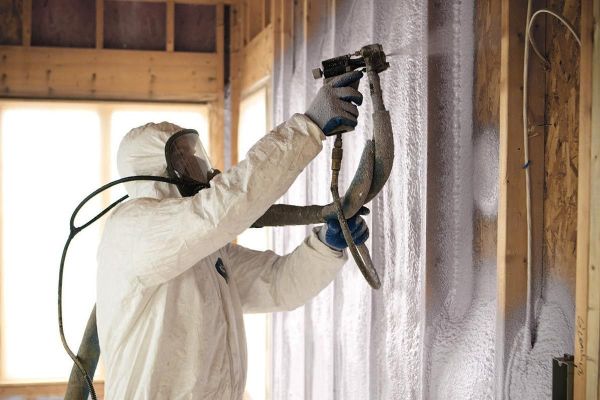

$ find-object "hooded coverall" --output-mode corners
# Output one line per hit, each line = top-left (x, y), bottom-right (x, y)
(96, 114), (348, 399)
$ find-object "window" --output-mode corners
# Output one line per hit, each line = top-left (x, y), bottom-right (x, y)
(0, 101), (208, 386)
(237, 86), (271, 400)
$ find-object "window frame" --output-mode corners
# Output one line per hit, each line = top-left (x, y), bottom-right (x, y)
(237, 82), (273, 400)
(0, 99), (210, 394)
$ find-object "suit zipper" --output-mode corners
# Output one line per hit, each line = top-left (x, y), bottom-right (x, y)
(212, 262), (237, 399)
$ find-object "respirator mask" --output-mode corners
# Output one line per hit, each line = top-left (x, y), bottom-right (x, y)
(165, 129), (220, 197)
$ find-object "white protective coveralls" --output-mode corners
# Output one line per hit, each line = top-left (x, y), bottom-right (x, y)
(96, 114), (348, 399)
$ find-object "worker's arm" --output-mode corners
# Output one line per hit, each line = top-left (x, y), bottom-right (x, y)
(225, 228), (348, 312)
(126, 114), (325, 287)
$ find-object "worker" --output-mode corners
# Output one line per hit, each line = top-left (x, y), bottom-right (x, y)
(96, 70), (368, 399)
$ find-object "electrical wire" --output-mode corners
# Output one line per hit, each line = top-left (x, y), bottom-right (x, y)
(527, 9), (582, 69)
(522, 6), (581, 348)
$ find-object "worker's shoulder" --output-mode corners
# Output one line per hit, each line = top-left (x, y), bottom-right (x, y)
(109, 196), (176, 218)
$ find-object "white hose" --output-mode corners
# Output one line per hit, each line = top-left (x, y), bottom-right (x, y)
(522, 6), (581, 348)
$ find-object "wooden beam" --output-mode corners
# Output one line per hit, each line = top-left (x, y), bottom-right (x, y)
(166, 0), (175, 52)
(230, 2), (243, 165)
(240, 25), (273, 93)
(244, 0), (250, 45)
(0, 46), (219, 102)
(0, 382), (104, 398)
(109, 0), (234, 4)
(22, 0), (31, 47)
(0, 106), (3, 381)
(96, 0), (104, 49)
(575, 0), (600, 397)
(247, 0), (264, 41)
(496, 0), (545, 397)
(209, 4), (225, 170)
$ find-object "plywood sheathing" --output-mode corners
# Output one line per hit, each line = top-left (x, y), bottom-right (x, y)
(543, 0), (581, 304)
(103, 1), (167, 51)
(31, 0), (96, 48)
(0, 0), (22, 46)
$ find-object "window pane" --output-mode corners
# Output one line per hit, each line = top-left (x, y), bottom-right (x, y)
(238, 87), (269, 400)
(1, 107), (101, 381)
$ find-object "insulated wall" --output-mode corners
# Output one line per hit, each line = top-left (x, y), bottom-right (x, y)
(271, 1), (428, 398)
(268, 0), (577, 399)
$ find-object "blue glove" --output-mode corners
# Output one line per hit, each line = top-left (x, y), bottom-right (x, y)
(305, 70), (364, 135)
(318, 214), (370, 251)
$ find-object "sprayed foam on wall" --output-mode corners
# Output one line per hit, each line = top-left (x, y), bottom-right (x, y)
(272, 1), (427, 398)
(269, 0), (575, 398)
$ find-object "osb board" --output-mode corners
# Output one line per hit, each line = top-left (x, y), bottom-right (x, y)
(31, 0), (95, 48)
(103, 1), (166, 51)
(543, 0), (580, 296)
(473, 0), (501, 265)
(0, 0), (22, 46)
(0, 46), (219, 101)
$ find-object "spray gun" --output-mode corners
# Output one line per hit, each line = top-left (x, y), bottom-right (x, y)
(314, 44), (392, 289)
(252, 44), (394, 289)
(312, 43), (390, 80)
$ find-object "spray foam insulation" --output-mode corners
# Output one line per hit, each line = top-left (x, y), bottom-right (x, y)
(268, 0), (578, 398)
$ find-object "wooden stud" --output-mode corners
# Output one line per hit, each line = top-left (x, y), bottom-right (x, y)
(22, 0), (31, 47)
(96, 0), (104, 49)
(244, 0), (251, 45)
(496, 1), (536, 397)
(209, 4), (225, 170)
(0, 105), (4, 381)
(230, 3), (243, 165)
(575, 0), (600, 397)
(166, 0), (175, 52)
(473, 0), (501, 265)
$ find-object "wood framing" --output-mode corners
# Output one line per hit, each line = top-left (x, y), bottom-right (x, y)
(0, 46), (219, 102)
(109, 0), (233, 4)
(166, 0), (175, 52)
(241, 25), (273, 93)
(230, 2), (243, 165)
(209, 4), (226, 170)
(0, 382), (104, 399)
(21, 0), (31, 47)
(496, 0), (546, 397)
(574, 0), (600, 397)
(96, 0), (104, 49)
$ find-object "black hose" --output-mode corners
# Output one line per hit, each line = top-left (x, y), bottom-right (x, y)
(59, 176), (180, 400)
